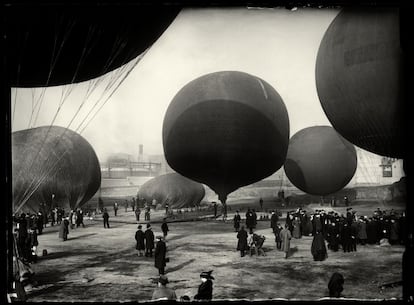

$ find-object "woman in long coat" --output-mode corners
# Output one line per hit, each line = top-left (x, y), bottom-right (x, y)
(145, 224), (155, 257)
(280, 224), (292, 258)
(154, 236), (167, 275)
(58, 218), (69, 241)
(236, 226), (248, 257)
(135, 225), (145, 256)
(311, 230), (327, 261)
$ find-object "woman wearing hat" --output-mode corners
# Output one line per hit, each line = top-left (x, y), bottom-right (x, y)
(151, 275), (176, 300)
(194, 271), (214, 301)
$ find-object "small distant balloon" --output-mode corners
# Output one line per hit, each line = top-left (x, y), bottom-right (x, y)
(284, 126), (357, 196)
(162, 71), (290, 203)
(137, 173), (205, 209)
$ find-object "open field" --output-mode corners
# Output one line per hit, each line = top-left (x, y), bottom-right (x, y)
(24, 201), (405, 302)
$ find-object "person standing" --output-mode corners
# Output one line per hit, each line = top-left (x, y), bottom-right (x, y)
(145, 224), (155, 257)
(274, 223), (283, 250)
(213, 202), (218, 218)
(292, 216), (302, 239)
(151, 275), (177, 301)
(233, 211), (241, 232)
(154, 236), (167, 275)
(36, 211), (44, 235)
(161, 218), (169, 240)
(59, 217), (69, 241)
(124, 200), (128, 212)
(245, 208), (254, 234)
(194, 271), (214, 301)
(270, 211), (279, 234)
(103, 208), (110, 228)
(280, 224), (292, 259)
(311, 230), (328, 261)
(135, 207), (141, 222)
(113, 202), (118, 216)
(135, 225), (145, 257)
(237, 226), (248, 257)
(259, 197), (263, 211)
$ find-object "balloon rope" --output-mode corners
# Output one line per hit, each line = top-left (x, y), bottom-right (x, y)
(14, 150), (68, 214)
(11, 88), (18, 127)
(79, 54), (142, 134)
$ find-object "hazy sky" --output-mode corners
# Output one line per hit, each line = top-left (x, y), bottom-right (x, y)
(12, 7), (340, 161)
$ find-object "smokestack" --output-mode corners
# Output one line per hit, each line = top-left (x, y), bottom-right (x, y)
(138, 144), (143, 162)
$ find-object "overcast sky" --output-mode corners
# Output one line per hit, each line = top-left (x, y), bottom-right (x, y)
(12, 7), (340, 161)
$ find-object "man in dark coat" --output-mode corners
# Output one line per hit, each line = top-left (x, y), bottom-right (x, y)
(233, 211), (241, 232)
(236, 226), (248, 257)
(245, 208), (254, 234)
(103, 208), (110, 228)
(311, 230), (328, 261)
(274, 223), (283, 250)
(145, 224), (155, 257)
(161, 218), (169, 240)
(58, 217), (69, 241)
(327, 222), (340, 251)
(341, 222), (352, 252)
(154, 236), (167, 275)
(194, 271), (214, 301)
(135, 207), (141, 222)
(270, 211), (279, 233)
(36, 211), (44, 235)
(135, 225), (145, 256)
(366, 217), (378, 244)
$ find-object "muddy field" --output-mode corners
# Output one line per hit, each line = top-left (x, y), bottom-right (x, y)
(25, 202), (404, 302)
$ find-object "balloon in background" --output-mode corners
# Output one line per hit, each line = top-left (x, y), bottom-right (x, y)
(12, 126), (101, 214)
(315, 7), (403, 158)
(163, 71), (290, 203)
(284, 126), (357, 196)
(137, 173), (205, 209)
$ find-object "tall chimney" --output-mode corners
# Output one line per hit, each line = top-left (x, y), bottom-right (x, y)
(138, 144), (143, 162)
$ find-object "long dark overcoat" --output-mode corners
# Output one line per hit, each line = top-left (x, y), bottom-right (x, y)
(237, 228), (248, 251)
(135, 230), (145, 250)
(154, 240), (167, 269)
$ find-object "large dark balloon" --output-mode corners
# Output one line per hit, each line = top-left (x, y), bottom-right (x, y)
(315, 8), (403, 158)
(5, 5), (180, 87)
(137, 173), (205, 209)
(162, 71), (290, 203)
(12, 126), (101, 213)
(284, 126), (357, 196)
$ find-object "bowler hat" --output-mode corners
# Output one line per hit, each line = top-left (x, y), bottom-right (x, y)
(200, 270), (214, 280)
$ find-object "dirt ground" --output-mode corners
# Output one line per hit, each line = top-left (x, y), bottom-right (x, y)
(25, 202), (404, 302)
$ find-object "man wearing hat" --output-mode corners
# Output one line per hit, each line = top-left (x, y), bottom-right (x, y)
(154, 235), (167, 275)
(145, 224), (155, 257)
(151, 275), (176, 300)
(233, 211), (241, 232)
(135, 225), (145, 257)
(194, 271), (214, 301)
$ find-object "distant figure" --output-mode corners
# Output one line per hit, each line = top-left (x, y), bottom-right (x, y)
(59, 217), (69, 241)
(135, 207), (141, 222)
(135, 225), (145, 257)
(154, 236), (167, 275)
(132, 197), (136, 211)
(259, 197), (263, 211)
(194, 271), (214, 301)
(213, 202), (217, 218)
(124, 200), (128, 212)
(274, 223), (283, 250)
(165, 201), (169, 215)
(270, 211), (279, 233)
(311, 230), (328, 261)
(245, 208), (255, 234)
(237, 226), (248, 257)
(145, 224), (155, 257)
(36, 211), (44, 234)
(161, 218), (169, 240)
(151, 275), (177, 301)
(222, 203), (227, 221)
(280, 224), (292, 259)
(328, 272), (344, 298)
(103, 208), (110, 228)
(292, 216), (302, 239)
(113, 202), (118, 216)
(344, 196), (349, 207)
(233, 211), (241, 232)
